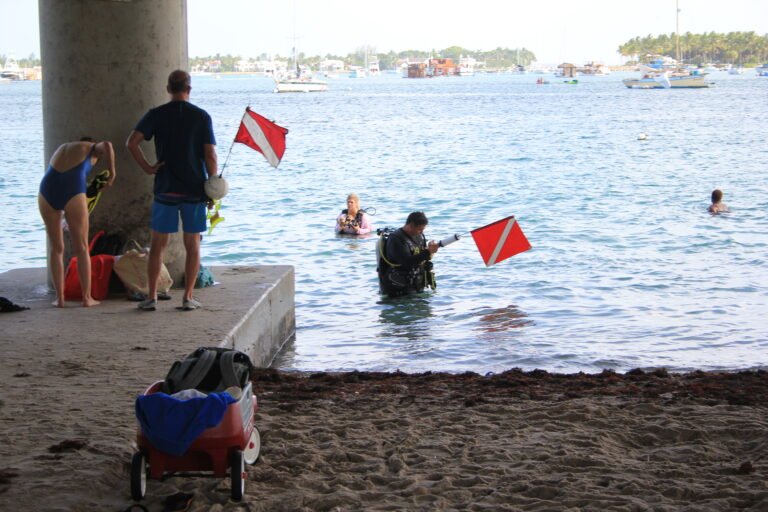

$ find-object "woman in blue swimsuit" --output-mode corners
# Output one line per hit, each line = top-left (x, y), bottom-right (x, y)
(38, 137), (115, 307)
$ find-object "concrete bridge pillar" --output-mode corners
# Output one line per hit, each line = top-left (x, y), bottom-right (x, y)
(39, 0), (189, 282)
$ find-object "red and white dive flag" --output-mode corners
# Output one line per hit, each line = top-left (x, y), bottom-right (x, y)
(234, 107), (289, 168)
(471, 216), (531, 266)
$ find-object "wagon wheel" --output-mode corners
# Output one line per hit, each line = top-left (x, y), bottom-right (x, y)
(230, 450), (245, 501)
(130, 451), (147, 501)
(244, 427), (261, 465)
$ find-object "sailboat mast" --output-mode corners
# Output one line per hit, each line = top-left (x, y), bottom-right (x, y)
(293, 0), (298, 76)
(675, 0), (681, 63)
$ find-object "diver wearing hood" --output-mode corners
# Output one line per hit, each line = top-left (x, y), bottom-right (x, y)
(377, 211), (439, 297)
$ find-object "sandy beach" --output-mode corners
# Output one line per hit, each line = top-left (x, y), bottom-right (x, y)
(2, 350), (767, 511)
(0, 265), (766, 512)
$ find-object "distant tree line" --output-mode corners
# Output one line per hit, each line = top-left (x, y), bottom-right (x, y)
(618, 31), (768, 66)
(190, 45), (537, 72)
(0, 54), (41, 68)
(189, 54), (244, 71)
(377, 46), (537, 69)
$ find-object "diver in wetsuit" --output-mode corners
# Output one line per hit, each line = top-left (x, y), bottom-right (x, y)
(378, 211), (440, 297)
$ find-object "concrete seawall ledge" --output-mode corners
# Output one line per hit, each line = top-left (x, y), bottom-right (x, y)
(0, 265), (295, 368)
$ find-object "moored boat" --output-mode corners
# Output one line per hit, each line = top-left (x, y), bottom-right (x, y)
(348, 67), (366, 79)
(274, 76), (328, 93)
(623, 59), (711, 89)
(578, 62), (610, 76)
(624, 4), (711, 89)
(458, 55), (475, 76)
(623, 70), (710, 89)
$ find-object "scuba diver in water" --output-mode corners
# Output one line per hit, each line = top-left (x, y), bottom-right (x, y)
(377, 211), (440, 297)
(336, 192), (373, 235)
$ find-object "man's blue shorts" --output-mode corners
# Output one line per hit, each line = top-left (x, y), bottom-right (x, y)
(151, 201), (207, 234)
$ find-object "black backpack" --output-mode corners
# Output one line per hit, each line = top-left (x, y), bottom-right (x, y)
(162, 347), (254, 395)
(90, 232), (125, 257)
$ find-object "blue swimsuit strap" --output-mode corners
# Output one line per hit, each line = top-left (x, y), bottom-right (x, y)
(80, 144), (97, 173)
(52, 143), (97, 173)
(85, 143), (96, 166)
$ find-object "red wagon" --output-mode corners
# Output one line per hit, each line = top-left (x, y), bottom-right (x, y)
(130, 379), (261, 501)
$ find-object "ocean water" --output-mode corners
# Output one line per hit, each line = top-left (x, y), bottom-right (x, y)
(2, 72), (767, 374)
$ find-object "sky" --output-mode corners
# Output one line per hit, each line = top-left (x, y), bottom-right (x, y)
(1, 0), (767, 65)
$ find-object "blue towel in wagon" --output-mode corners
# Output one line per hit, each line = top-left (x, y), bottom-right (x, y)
(135, 391), (237, 457)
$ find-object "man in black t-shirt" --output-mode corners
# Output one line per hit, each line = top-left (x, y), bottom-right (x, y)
(126, 70), (218, 312)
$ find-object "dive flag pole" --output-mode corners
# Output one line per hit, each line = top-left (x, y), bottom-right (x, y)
(219, 137), (237, 177)
(207, 107), (289, 235)
(438, 233), (463, 247)
(219, 106), (255, 177)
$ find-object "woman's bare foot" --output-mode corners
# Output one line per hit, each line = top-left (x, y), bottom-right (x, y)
(82, 297), (100, 307)
(52, 298), (65, 308)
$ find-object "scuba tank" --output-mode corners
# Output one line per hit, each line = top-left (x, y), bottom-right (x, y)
(375, 227), (394, 269)
(376, 227), (396, 295)
(376, 227), (436, 296)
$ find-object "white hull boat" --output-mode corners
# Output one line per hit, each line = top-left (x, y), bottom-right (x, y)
(623, 74), (710, 89)
(274, 78), (328, 93)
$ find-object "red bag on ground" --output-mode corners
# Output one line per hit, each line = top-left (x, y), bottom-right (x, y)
(64, 231), (116, 301)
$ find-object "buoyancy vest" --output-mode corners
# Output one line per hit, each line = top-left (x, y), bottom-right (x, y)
(340, 209), (364, 229)
(377, 228), (435, 296)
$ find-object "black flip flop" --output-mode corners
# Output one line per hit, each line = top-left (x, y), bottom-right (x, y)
(162, 492), (194, 511)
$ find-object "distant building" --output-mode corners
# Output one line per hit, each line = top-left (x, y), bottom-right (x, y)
(429, 58), (456, 77)
(407, 62), (429, 78)
(235, 59), (257, 72)
(557, 62), (577, 78)
(319, 59), (345, 73)
(254, 59), (288, 76)
(405, 57), (458, 78)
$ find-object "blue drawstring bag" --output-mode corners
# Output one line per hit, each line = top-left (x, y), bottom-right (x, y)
(195, 266), (215, 288)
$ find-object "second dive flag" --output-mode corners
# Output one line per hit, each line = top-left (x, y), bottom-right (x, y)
(234, 107), (289, 168)
(470, 216), (531, 266)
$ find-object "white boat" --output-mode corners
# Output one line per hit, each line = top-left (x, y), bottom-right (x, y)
(458, 66), (474, 76)
(578, 62), (611, 76)
(349, 66), (366, 78)
(0, 55), (25, 81)
(274, 76), (328, 93)
(458, 55), (475, 76)
(756, 64), (768, 77)
(624, 2), (710, 89)
(368, 59), (380, 76)
(728, 66), (744, 75)
(273, 3), (328, 93)
(273, 47), (327, 92)
(623, 65), (710, 89)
